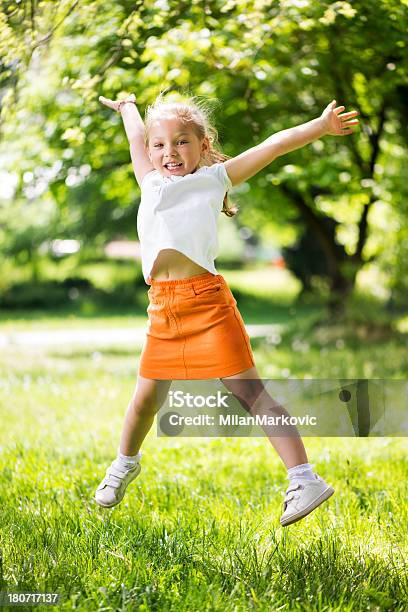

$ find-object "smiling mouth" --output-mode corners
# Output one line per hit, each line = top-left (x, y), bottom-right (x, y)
(164, 162), (183, 169)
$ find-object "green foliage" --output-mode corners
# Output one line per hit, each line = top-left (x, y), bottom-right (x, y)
(0, 0), (407, 304)
(0, 275), (148, 310)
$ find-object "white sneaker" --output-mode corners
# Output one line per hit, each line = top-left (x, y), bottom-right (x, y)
(280, 474), (334, 526)
(94, 457), (141, 508)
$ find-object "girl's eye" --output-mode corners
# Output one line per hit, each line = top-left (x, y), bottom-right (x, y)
(153, 141), (188, 147)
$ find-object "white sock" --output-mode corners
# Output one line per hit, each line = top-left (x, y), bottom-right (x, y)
(287, 462), (315, 482)
(117, 449), (142, 467)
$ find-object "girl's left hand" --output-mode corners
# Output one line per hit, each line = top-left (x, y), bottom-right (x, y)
(99, 93), (136, 113)
(321, 99), (360, 136)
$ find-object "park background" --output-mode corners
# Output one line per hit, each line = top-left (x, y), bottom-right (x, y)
(0, 0), (407, 610)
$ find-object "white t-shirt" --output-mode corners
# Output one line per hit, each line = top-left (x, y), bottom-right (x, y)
(137, 162), (233, 285)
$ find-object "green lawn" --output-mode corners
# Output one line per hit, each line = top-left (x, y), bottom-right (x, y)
(0, 268), (407, 610)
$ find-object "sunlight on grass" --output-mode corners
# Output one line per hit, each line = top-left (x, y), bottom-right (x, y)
(0, 265), (406, 609)
(0, 337), (406, 609)
(220, 265), (301, 302)
(0, 314), (147, 331)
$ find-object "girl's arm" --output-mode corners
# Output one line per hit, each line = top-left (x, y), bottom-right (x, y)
(99, 94), (154, 188)
(224, 100), (359, 187)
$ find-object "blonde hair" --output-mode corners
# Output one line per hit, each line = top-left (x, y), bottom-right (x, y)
(143, 91), (238, 217)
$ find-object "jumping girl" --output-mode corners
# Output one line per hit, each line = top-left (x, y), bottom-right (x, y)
(95, 91), (359, 526)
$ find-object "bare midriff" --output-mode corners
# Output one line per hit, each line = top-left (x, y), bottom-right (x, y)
(149, 249), (209, 281)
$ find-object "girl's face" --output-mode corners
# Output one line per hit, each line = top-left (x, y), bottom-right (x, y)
(147, 116), (209, 177)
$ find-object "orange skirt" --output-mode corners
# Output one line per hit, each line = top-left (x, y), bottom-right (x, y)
(138, 272), (255, 379)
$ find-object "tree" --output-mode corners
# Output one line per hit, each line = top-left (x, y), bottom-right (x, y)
(0, 0), (407, 313)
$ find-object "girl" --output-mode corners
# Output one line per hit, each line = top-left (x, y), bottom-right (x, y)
(95, 91), (359, 526)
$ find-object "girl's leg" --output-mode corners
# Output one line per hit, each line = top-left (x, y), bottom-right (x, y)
(95, 374), (172, 508)
(119, 375), (172, 455)
(220, 366), (334, 527)
(220, 366), (308, 468)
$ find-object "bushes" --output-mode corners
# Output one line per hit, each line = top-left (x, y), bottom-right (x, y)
(0, 276), (146, 310)
(0, 280), (73, 308)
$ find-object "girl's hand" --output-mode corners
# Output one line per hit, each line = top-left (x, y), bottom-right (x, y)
(99, 93), (136, 113)
(321, 99), (360, 136)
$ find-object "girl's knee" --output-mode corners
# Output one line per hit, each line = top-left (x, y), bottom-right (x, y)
(130, 392), (158, 418)
(227, 380), (265, 409)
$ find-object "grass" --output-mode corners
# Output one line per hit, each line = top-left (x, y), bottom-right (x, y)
(0, 266), (407, 610)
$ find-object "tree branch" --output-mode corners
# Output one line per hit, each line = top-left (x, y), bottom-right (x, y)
(327, 30), (371, 175)
(280, 182), (345, 278)
(368, 97), (387, 175)
(355, 99), (388, 259)
(31, 0), (80, 50)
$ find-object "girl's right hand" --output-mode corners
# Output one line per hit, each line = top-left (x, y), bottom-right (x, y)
(99, 93), (136, 112)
